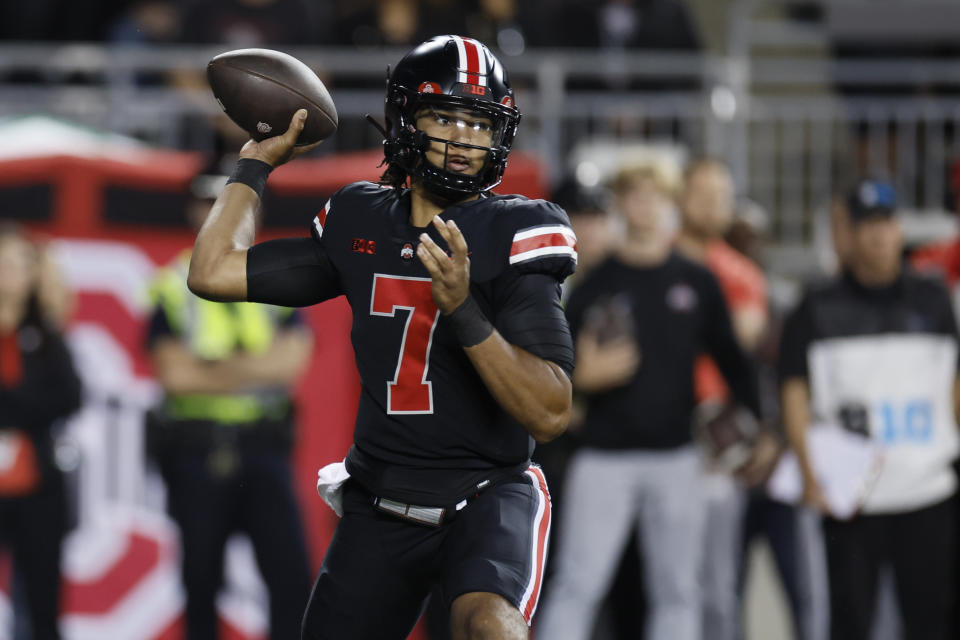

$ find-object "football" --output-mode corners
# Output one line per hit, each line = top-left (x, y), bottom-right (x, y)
(207, 48), (338, 146)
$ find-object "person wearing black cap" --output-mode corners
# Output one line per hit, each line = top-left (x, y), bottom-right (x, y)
(779, 179), (960, 640)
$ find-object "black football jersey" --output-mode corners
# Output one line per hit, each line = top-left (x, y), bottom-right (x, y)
(308, 182), (576, 506)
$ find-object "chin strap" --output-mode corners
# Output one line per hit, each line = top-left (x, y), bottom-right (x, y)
(364, 114), (388, 139)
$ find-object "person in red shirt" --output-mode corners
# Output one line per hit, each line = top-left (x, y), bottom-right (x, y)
(675, 158), (792, 640)
(911, 161), (960, 297)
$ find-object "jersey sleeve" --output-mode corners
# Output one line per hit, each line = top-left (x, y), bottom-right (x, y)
(502, 199), (578, 282)
(246, 238), (342, 307)
(309, 196), (334, 245)
(246, 185), (360, 307)
(492, 271), (574, 377)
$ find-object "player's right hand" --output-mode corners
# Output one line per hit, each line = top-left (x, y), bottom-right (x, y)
(239, 109), (323, 168)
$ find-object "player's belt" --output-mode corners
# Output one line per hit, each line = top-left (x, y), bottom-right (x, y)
(373, 497), (449, 526)
(369, 464), (525, 526)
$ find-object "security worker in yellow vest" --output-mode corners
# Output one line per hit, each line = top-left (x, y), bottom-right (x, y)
(146, 175), (314, 640)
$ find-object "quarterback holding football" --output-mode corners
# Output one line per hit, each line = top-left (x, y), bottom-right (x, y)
(188, 35), (577, 639)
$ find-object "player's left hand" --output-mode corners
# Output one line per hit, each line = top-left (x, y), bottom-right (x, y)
(417, 217), (471, 314)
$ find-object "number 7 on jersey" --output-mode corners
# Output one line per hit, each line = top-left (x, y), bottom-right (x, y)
(370, 274), (440, 414)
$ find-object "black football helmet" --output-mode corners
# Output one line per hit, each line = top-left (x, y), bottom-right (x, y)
(382, 35), (521, 200)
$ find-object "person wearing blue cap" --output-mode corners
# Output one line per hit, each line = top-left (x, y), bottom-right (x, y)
(779, 179), (960, 640)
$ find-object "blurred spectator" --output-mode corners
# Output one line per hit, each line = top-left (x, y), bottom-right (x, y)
(556, 0), (699, 50)
(333, 0), (435, 47)
(109, 0), (182, 45)
(536, 163), (759, 640)
(419, 0), (469, 41)
(780, 179), (959, 640)
(724, 197), (814, 640)
(910, 159), (960, 639)
(725, 198), (770, 267)
(179, 0), (318, 46)
(0, 223), (83, 640)
(676, 159), (768, 355)
(673, 158), (785, 640)
(911, 159), (960, 304)
(597, 0), (698, 50)
(463, 0), (554, 55)
(145, 172), (314, 640)
(552, 175), (613, 292)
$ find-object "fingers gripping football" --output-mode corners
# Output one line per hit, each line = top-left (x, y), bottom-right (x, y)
(417, 217), (471, 314)
(239, 109), (323, 168)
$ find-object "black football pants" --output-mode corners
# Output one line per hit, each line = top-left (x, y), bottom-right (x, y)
(0, 474), (67, 640)
(162, 449), (312, 640)
(822, 496), (956, 640)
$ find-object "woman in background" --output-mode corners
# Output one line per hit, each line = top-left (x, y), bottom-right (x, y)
(0, 224), (82, 640)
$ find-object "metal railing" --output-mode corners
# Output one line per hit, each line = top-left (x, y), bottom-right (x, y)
(2, 43), (960, 252)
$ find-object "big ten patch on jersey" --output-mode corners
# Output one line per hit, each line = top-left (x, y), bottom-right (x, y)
(808, 333), (960, 511)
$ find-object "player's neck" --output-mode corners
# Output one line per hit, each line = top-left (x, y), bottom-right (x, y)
(410, 184), (479, 227)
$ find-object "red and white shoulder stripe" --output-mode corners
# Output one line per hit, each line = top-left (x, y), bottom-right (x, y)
(312, 199), (332, 239)
(451, 35), (488, 87)
(509, 224), (578, 266)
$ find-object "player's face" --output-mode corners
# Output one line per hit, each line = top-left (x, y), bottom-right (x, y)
(416, 107), (494, 175)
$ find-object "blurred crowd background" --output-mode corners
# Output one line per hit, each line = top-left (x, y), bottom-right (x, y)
(3, 1), (960, 639)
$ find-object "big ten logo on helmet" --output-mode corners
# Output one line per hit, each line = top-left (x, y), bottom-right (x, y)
(352, 238), (377, 255)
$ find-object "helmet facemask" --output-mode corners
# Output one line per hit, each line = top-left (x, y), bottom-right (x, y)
(403, 96), (515, 200)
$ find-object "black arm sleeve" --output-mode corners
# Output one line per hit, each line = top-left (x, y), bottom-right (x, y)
(246, 238), (342, 307)
(492, 272), (575, 378)
(778, 294), (813, 383)
(701, 271), (761, 417)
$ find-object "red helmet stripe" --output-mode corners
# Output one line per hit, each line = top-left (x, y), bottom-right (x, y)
(453, 35), (487, 87)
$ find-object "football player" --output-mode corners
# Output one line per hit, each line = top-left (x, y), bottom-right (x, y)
(187, 36), (576, 639)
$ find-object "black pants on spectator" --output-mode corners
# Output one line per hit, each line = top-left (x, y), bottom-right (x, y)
(161, 448), (312, 640)
(822, 496), (956, 640)
(0, 474), (67, 640)
(738, 491), (801, 639)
